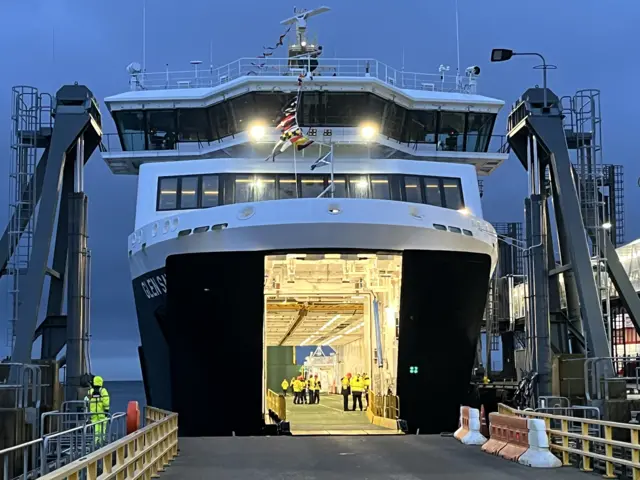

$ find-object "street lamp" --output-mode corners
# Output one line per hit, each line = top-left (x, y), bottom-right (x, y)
(490, 48), (550, 109)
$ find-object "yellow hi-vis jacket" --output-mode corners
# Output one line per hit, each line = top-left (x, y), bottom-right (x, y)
(84, 376), (110, 435)
(281, 380), (289, 390)
(314, 379), (321, 391)
(293, 380), (303, 393)
(350, 375), (365, 392)
(364, 375), (371, 389)
(308, 377), (316, 390)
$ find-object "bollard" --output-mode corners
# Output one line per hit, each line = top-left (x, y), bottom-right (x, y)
(518, 419), (561, 468)
(454, 406), (487, 445)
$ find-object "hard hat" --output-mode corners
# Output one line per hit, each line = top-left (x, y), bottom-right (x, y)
(347, 372), (352, 378)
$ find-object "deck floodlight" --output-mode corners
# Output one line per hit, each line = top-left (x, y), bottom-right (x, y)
(458, 207), (470, 216)
(360, 123), (378, 140)
(491, 49), (514, 62)
(249, 123), (266, 141)
(602, 222), (612, 230)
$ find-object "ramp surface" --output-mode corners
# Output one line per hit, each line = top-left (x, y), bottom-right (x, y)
(161, 436), (589, 479)
(286, 394), (394, 435)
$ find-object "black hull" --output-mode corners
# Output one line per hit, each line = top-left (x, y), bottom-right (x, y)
(132, 250), (491, 436)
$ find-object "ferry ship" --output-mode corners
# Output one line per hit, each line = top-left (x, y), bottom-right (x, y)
(101, 6), (507, 436)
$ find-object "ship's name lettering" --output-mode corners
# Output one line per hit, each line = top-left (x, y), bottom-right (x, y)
(141, 274), (167, 299)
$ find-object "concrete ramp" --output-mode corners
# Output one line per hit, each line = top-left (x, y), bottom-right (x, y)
(161, 436), (587, 479)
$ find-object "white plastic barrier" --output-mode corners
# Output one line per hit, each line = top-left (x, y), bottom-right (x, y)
(454, 406), (487, 446)
(518, 418), (562, 468)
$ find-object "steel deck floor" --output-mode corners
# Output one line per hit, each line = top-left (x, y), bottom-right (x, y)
(286, 393), (393, 435)
(159, 436), (592, 479)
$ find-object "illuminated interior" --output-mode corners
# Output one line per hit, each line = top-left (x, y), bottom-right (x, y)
(263, 252), (402, 432)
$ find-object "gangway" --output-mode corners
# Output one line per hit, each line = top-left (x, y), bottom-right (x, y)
(0, 84), (102, 402)
(505, 87), (640, 393)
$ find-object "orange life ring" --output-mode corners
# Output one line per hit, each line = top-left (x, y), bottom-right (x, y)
(126, 401), (140, 434)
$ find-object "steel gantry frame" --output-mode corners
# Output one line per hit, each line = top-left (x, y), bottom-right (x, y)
(506, 87), (640, 396)
(0, 84), (102, 401)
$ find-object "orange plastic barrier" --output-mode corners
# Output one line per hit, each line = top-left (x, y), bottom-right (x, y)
(481, 413), (529, 461)
(482, 412), (508, 454)
(126, 401), (140, 434)
(498, 415), (529, 461)
(453, 407), (470, 441)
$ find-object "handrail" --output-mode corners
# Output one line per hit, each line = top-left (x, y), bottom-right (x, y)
(368, 391), (400, 419)
(266, 389), (287, 422)
(37, 406), (178, 480)
(499, 403), (640, 477)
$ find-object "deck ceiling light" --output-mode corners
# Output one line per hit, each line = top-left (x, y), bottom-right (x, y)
(602, 222), (612, 230)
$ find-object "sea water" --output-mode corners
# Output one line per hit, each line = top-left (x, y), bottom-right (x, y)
(103, 380), (146, 413)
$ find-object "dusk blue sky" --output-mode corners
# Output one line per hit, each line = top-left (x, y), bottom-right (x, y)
(0, 0), (638, 379)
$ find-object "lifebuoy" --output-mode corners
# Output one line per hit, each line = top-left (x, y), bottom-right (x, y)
(126, 401), (140, 434)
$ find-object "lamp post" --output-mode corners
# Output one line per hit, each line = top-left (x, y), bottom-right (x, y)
(490, 49), (549, 109)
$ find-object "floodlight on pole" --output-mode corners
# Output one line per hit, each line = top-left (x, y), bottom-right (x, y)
(490, 48), (550, 109)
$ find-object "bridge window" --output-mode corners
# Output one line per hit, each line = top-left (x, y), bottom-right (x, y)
(466, 113), (495, 153)
(332, 176), (348, 198)
(423, 176), (442, 206)
(443, 178), (464, 209)
(113, 94), (497, 153)
(177, 109), (211, 142)
(300, 176), (325, 198)
(180, 176), (199, 209)
(201, 175), (219, 207)
(437, 112), (466, 152)
(114, 111), (146, 151)
(404, 111), (437, 144)
(157, 177), (178, 210)
(147, 110), (177, 151)
(403, 176), (422, 203)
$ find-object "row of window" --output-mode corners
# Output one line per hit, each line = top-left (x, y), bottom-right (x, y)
(115, 92), (496, 152)
(156, 173), (465, 212)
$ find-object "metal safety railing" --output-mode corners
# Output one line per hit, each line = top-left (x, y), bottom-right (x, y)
(131, 57), (476, 93)
(499, 403), (640, 478)
(1, 413), (126, 479)
(266, 389), (287, 422)
(37, 406), (178, 480)
(367, 391), (400, 419)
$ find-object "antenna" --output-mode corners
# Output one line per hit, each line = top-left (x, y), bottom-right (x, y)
(142, 0), (147, 73)
(281, 5), (330, 47)
(455, 0), (461, 77)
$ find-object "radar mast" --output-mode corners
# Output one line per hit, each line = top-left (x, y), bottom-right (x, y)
(281, 6), (330, 58)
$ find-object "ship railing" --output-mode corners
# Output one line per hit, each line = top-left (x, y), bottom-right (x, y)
(131, 57), (475, 93)
(0, 413), (126, 479)
(266, 389), (287, 422)
(35, 406), (178, 480)
(101, 130), (508, 156)
(499, 402), (640, 478)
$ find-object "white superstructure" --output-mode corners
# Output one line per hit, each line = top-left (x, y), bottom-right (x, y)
(101, 6), (508, 282)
